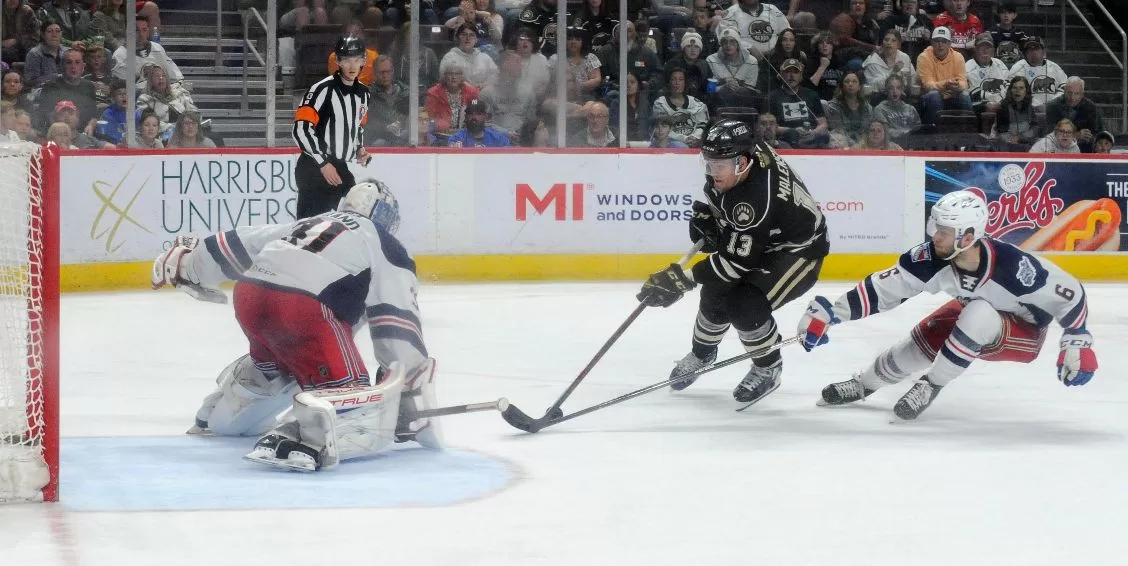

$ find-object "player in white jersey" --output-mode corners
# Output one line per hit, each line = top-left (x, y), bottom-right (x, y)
(151, 180), (442, 471)
(797, 190), (1098, 420)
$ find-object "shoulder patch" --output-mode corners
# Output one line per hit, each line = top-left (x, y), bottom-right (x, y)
(910, 242), (931, 263)
(731, 202), (755, 229)
(988, 239), (1049, 296)
(898, 241), (948, 283)
(1016, 256), (1037, 287)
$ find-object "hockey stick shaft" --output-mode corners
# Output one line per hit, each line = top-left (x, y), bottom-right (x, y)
(505, 335), (802, 432)
(542, 240), (705, 417)
(416, 398), (509, 419)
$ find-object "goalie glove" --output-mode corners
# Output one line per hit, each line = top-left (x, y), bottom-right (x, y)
(689, 201), (721, 253)
(637, 263), (696, 308)
(1057, 330), (1097, 386)
(797, 296), (840, 352)
(152, 236), (202, 289)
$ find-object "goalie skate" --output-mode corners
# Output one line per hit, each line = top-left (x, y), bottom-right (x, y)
(243, 431), (320, 472)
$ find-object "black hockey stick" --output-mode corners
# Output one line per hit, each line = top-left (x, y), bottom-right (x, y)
(501, 335), (802, 433)
(529, 240), (706, 423)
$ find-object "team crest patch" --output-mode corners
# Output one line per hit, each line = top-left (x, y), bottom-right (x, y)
(747, 20), (774, 43)
(731, 202), (755, 228)
(910, 242), (931, 262)
(1016, 256), (1037, 287)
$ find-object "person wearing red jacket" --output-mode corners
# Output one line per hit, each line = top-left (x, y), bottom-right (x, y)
(932, 0), (983, 52)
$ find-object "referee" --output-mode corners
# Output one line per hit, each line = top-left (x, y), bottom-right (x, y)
(292, 35), (373, 218)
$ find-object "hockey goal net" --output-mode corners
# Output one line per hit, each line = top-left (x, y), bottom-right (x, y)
(0, 141), (59, 503)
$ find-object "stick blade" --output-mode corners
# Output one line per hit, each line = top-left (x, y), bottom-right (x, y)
(500, 404), (543, 433)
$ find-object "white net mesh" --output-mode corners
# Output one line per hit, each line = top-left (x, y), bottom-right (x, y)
(0, 142), (51, 503)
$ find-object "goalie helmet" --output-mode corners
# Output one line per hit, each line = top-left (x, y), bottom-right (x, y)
(338, 180), (401, 234)
(927, 190), (988, 257)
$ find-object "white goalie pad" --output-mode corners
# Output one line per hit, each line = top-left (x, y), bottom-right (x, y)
(398, 358), (443, 449)
(192, 355), (300, 436)
(288, 365), (407, 470)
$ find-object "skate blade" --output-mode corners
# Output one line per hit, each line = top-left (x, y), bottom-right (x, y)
(185, 425), (213, 436)
(243, 452), (317, 472)
(735, 381), (781, 412)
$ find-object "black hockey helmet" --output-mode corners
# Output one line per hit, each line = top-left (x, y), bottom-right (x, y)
(335, 35), (366, 60)
(699, 118), (755, 161)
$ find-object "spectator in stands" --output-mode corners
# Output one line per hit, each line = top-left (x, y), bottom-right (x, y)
(279, 0), (330, 35)
(649, 114), (688, 148)
(0, 100), (19, 140)
(37, 0), (91, 47)
(2, 70), (31, 110)
(83, 43), (113, 108)
(167, 111), (216, 148)
(920, 0), (943, 18)
(853, 116), (902, 149)
(881, 0), (931, 62)
(917, 26), (970, 124)
(549, 26), (602, 102)
(447, 98), (510, 146)
(445, 0), (503, 58)
(96, 79), (136, 144)
(2, 0), (40, 66)
(367, 55), (411, 146)
(863, 28), (914, 103)
(596, 20), (661, 96)
(1007, 36), (1065, 109)
(92, 0), (163, 52)
(330, 0), (383, 29)
(767, 57), (829, 148)
(12, 107), (34, 140)
(479, 50), (537, 142)
(719, 0), (790, 58)
(705, 27), (759, 95)
(36, 48), (98, 131)
(689, 7), (720, 58)
(1094, 130), (1114, 154)
(873, 73), (919, 137)
(762, 28), (805, 93)
(570, 100), (615, 147)
(24, 20), (66, 87)
(441, 23), (498, 90)
(573, 0), (616, 48)
(518, 116), (551, 147)
(825, 69), (872, 148)
(1045, 77), (1102, 153)
(665, 31), (712, 99)
(52, 99), (113, 148)
(137, 64), (196, 127)
(45, 121), (76, 148)
(931, 0), (981, 52)
(806, 31), (844, 100)
(994, 75), (1036, 145)
(829, 0), (881, 66)
(514, 28), (550, 97)
(130, 107), (162, 147)
(988, 2), (1026, 67)
(1029, 118), (1079, 154)
(425, 63), (479, 135)
(389, 22), (439, 96)
(609, 69), (650, 142)
(753, 111), (789, 148)
(414, 108), (440, 146)
(517, 0), (563, 56)
(328, 21), (378, 86)
(762, 0), (816, 29)
(965, 32), (1007, 115)
(651, 66), (708, 146)
(111, 15), (183, 86)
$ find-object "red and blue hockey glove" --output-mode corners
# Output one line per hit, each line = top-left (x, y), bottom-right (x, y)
(797, 296), (840, 351)
(1057, 329), (1097, 386)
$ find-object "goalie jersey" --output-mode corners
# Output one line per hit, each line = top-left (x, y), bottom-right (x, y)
(188, 211), (427, 371)
(834, 238), (1089, 332)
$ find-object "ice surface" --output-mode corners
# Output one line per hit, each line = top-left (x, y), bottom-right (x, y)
(2, 282), (1126, 566)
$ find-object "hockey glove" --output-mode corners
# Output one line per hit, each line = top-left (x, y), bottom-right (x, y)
(637, 263), (697, 308)
(689, 201), (721, 253)
(797, 296), (840, 352)
(152, 236), (201, 289)
(1057, 329), (1097, 386)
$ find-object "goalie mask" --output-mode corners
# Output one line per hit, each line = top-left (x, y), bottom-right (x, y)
(927, 190), (988, 259)
(338, 180), (401, 234)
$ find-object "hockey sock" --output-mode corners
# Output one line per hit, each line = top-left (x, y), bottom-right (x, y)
(692, 311), (730, 358)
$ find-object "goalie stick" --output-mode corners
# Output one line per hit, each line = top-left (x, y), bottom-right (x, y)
(414, 397), (509, 419)
(501, 335), (802, 433)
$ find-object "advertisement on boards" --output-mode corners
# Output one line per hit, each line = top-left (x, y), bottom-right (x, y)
(925, 159), (1128, 252)
(58, 152), (432, 264)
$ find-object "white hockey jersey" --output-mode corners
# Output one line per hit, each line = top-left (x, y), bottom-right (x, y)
(719, 2), (790, 55)
(190, 211), (428, 372)
(1008, 58), (1067, 108)
(829, 238), (1089, 335)
(965, 57), (1009, 105)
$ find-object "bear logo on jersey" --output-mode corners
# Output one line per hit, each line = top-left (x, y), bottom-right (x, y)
(1017, 256), (1037, 287)
(1031, 75), (1058, 95)
(747, 20), (773, 44)
(732, 202), (755, 229)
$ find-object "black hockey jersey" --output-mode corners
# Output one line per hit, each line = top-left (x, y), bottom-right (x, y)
(518, 3), (568, 56)
(694, 143), (829, 285)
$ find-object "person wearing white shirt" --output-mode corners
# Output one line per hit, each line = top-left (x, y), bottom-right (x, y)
(111, 16), (184, 85)
(719, 0), (790, 57)
(1007, 36), (1067, 108)
(863, 29), (915, 100)
(965, 33), (1009, 113)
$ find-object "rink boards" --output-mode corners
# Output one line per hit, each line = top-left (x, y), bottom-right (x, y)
(53, 148), (1128, 291)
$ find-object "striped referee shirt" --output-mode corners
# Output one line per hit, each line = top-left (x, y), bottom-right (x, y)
(292, 73), (371, 166)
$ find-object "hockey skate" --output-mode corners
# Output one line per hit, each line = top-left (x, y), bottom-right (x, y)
(893, 377), (943, 421)
(817, 375), (876, 407)
(733, 359), (782, 410)
(668, 349), (718, 391)
(243, 423), (321, 472)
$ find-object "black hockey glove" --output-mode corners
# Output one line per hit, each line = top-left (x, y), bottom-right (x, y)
(637, 263), (697, 308)
(689, 201), (721, 253)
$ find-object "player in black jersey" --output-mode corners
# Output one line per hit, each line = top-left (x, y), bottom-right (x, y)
(637, 119), (829, 408)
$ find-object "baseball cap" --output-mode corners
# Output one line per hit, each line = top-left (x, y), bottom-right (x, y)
(54, 100), (78, 113)
(1095, 130), (1115, 144)
(465, 99), (488, 114)
(932, 27), (952, 42)
(780, 58), (804, 72)
(681, 31), (703, 49)
(974, 32), (994, 46)
(718, 27), (741, 43)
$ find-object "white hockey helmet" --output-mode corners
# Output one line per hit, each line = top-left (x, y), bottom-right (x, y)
(338, 179), (401, 234)
(927, 190), (988, 258)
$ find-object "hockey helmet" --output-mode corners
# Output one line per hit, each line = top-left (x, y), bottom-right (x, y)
(339, 180), (401, 234)
(334, 35), (366, 61)
(700, 119), (756, 178)
(927, 190), (988, 257)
